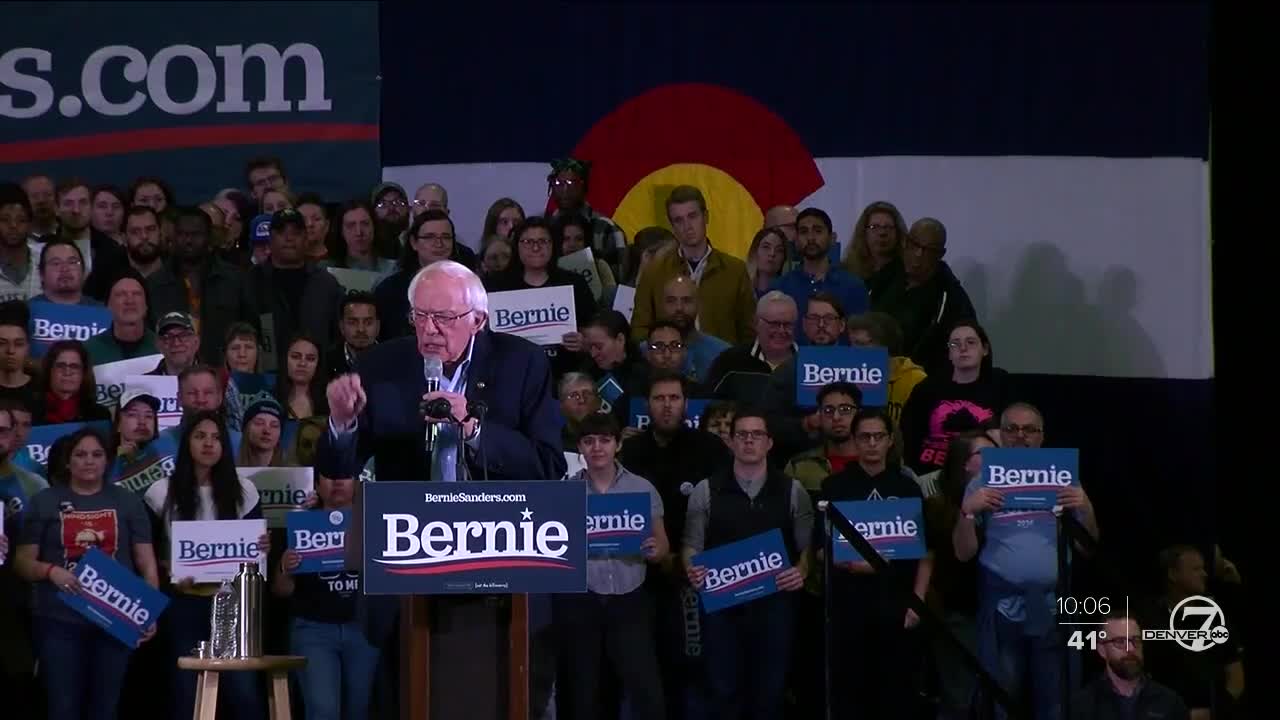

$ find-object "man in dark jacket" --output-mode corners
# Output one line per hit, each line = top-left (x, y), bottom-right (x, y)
(148, 207), (257, 365)
(869, 218), (976, 376)
(1070, 614), (1189, 720)
(245, 208), (343, 370)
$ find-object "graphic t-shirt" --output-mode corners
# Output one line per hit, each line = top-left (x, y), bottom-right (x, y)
(19, 483), (152, 622)
(292, 569), (361, 624)
(900, 370), (1008, 474)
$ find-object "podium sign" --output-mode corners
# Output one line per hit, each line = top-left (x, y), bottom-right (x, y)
(362, 481), (588, 595)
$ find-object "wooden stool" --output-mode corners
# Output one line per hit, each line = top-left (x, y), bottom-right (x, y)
(178, 655), (307, 720)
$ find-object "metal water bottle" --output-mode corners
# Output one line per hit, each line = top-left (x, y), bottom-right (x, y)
(232, 561), (264, 658)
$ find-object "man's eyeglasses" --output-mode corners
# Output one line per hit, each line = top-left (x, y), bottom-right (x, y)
(550, 178), (581, 189)
(376, 198), (408, 210)
(820, 404), (856, 417)
(733, 430), (769, 441)
(565, 390), (598, 403)
(647, 341), (685, 354)
(855, 431), (889, 444)
(804, 313), (842, 327)
(1002, 424), (1043, 436)
(759, 319), (793, 332)
(407, 308), (474, 329)
(160, 331), (195, 344)
(1101, 636), (1141, 649)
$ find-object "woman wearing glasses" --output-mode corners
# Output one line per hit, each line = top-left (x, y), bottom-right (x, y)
(30, 340), (111, 426)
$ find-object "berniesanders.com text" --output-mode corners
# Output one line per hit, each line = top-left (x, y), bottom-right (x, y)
(424, 492), (527, 503)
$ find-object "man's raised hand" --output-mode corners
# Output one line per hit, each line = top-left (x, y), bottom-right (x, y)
(327, 374), (367, 429)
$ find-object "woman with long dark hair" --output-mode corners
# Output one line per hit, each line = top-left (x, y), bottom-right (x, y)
(274, 334), (328, 420)
(143, 410), (269, 720)
(14, 427), (159, 720)
(320, 199), (396, 275)
(31, 340), (111, 425)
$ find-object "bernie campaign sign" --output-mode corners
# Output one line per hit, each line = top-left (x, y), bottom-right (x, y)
(110, 432), (178, 494)
(28, 301), (111, 358)
(586, 493), (650, 557)
(980, 447), (1079, 512)
(123, 374), (181, 429)
(93, 354), (163, 411)
(170, 518), (268, 583)
(16, 421), (110, 478)
(487, 286), (578, 346)
(239, 466), (314, 528)
(363, 481), (587, 595)
(628, 398), (709, 431)
(831, 498), (927, 563)
(794, 345), (889, 407)
(58, 547), (169, 647)
(287, 509), (348, 573)
(692, 529), (789, 613)
(595, 375), (625, 414)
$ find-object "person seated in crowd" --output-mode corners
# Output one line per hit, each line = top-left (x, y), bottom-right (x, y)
(819, 408), (933, 720)
(21, 173), (58, 241)
(320, 199), (397, 275)
(14, 426), (159, 720)
(545, 157), (627, 276)
(556, 412), (669, 720)
(107, 387), (166, 491)
(1070, 614), (1189, 720)
(236, 397), (289, 467)
(144, 410), (269, 720)
(31, 340), (110, 426)
(901, 319), (1010, 476)
(683, 409), (811, 720)
(655, 274), (731, 384)
(147, 206), (257, 365)
(745, 226), (788, 297)
(555, 212), (617, 302)
(639, 320), (705, 396)
(763, 204), (798, 250)
(146, 312), (201, 377)
(844, 200), (908, 283)
(247, 208), (343, 371)
(558, 371), (603, 450)
(0, 182), (41, 302)
(273, 472), (379, 720)
(482, 197), (525, 242)
(123, 205), (165, 278)
(0, 399), (48, 529)
(83, 272), (159, 365)
(412, 181), (449, 216)
(295, 193), (332, 264)
(868, 217), (976, 376)
(773, 207), (868, 335)
(374, 208), (475, 341)
(619, 226), (676, 291)
(706, 290), (798, 402)
(581, 310), (646, 427)
(632, 186), (755, 345)
(30, 239), (102, 306)
(90, 185), (126, 245)
(245, 156), (289, 204)
(480, 235), (513, 279)
(846, 311), (926, 426)
(128, 176), (175, 215)
(162, 365), (242, 455)
(954, 407), (1098, 720)
(329, 291), (381, 377)
(275, 333), (328, 420)
(221, 321), (263, 431)
(1139, 545), (1245, 719)
(261, 187), (294, 215)
(369, 181), (410, 260)
(0, 304), (34, 405)
(763, 292), (848, 462)
(55, 178), (129, 301)
(487, 217), (598, 376)
(698, 399), (736, 447)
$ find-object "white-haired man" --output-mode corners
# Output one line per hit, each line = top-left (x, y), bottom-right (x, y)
(318, 259), (565, 718)
(704, 290), (799, 402)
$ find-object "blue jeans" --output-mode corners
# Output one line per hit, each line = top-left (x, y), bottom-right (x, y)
(35, 615), (133, 720)
(166, 593), (264, 720)
(289, 617), (380, 720)
(977, 607), (1070, 720)
(701, 592), (793, 720)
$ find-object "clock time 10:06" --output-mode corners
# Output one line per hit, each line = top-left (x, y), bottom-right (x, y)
(1057, 596), (1111, 616)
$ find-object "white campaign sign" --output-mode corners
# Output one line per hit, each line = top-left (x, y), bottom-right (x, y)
(170, 518), (268, 584)
(487, 285), (578, 346)
(612, 285), (636, 323)
(94, 354), (163, 411)
(123, 375), (181, 430)
(562, 451), (585, 480)
(557, 247), (603, 299)
(238, 466), (315, 529)
(327, 267), (383, 293)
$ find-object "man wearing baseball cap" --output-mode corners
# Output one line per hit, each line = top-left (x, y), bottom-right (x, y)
(246, 208), (343, 372)
(248, 213), (272, 266)
(147, 312), (201, 377)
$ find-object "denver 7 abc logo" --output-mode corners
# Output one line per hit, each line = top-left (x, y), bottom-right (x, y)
(1141, 595), (1229, 653)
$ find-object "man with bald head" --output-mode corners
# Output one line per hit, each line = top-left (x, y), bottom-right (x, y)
(764, 204), (798, 245)
(658, 274), (730, 383)
(413, 182), (449, 216)
(869, 217), (975, 376)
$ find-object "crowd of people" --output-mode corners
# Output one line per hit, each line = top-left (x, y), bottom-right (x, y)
(0, 154), (1245, 720)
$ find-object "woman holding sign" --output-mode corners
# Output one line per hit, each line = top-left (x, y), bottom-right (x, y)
(272, 473), (378, 720)
(30, 340), (111, 426)
(14, 426), (159, 720)
(143, 410), (270, 720)
(556, 412), (669, 720)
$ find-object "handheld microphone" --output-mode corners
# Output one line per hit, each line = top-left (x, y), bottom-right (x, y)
(424, 357), (443, 452)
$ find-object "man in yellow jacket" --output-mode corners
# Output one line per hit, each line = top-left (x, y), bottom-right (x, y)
(846, 311), (927, 425)
(630, 186), (756, 345)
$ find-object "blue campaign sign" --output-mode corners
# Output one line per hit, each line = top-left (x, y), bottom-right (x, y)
(794, 345), (889, 407)
(831, 498), (927, 563)
(586, 493), (650, 556)
(58, 547), (169, 647)
(16, 421), (111, 477)
(28, 301), (112, 358)
(110, 432), (178, 494)
(693, 529), (789, 613)
(627, 398), (710, 431)
(288, 509), (349, 573)
(362, 481), (588, 595)
(596, 375), (625, 413)
(980, 447), (1079, 511)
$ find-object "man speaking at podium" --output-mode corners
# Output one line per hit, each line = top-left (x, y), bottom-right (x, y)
(317, 259), (566, 718)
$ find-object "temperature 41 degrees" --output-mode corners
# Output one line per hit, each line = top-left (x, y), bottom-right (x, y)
(1067, 629), (1110, 650)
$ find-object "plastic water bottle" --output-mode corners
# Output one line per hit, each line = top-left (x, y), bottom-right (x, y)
(210, 578), (239, 658)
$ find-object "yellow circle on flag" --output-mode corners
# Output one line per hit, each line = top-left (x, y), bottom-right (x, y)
(611, 162), (763, 260)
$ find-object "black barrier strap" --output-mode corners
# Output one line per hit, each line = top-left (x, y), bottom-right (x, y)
(824, 503), (1026, 720)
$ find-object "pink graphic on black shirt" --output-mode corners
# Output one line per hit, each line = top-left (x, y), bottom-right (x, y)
(918, 400), (994, 468)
